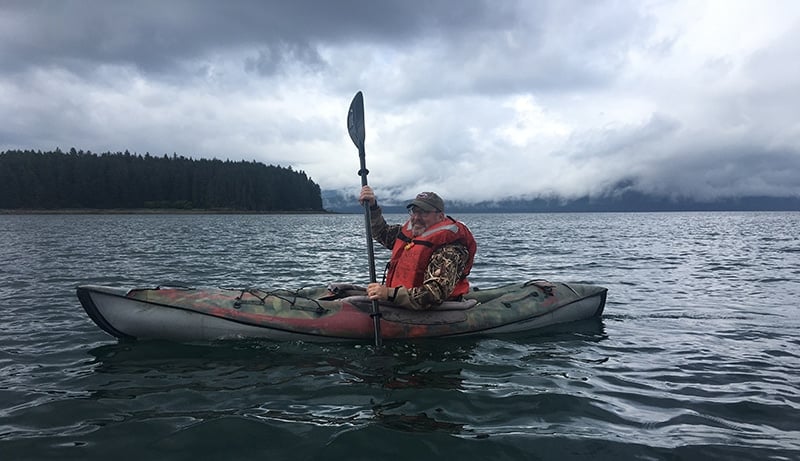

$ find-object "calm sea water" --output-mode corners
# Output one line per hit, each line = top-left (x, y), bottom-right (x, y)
(1, 212), (799, 460)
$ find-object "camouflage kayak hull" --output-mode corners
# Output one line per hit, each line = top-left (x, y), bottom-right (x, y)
(77, 281), (607, 343)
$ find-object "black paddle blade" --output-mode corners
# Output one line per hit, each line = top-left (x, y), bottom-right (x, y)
(347, 91), (365, 150)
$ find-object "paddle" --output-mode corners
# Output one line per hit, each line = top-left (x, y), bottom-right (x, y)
(347, 91), (383, 347)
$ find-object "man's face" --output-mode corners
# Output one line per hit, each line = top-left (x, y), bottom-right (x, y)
(408, 206), (443, 236)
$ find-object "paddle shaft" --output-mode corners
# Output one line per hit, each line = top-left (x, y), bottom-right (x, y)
(358, 150), (383, 347)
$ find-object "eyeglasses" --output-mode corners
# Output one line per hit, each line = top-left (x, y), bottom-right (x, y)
(408, 206), (438, 216)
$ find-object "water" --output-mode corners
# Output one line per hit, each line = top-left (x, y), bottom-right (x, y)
(1, 212), (799, 460)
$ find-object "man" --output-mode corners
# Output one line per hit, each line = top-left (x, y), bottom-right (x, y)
(358, 186), (477, 310)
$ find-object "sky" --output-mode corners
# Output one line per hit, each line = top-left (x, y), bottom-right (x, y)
(2, 0), (799, 206)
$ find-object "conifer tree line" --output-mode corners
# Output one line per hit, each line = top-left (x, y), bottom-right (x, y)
(0, 149), (324, 211)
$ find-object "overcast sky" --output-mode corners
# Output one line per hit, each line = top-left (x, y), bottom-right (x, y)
(2, 0), (799, 204)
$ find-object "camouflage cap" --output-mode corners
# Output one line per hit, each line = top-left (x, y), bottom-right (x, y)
(407, 191), (445, 212)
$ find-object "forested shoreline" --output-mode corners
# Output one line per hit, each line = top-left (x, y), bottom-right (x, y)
(0, 149), (324, 212)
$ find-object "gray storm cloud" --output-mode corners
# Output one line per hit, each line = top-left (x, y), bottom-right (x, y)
(1, 0), (798, 204)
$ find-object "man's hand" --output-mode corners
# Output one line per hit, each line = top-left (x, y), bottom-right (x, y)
(359, 185), (376, 207)
(367, 282), (388, 301)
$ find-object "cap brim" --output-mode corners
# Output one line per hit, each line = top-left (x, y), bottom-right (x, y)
(406, 199), (439, 212)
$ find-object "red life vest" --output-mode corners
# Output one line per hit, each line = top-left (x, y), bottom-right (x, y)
(385, 217), (477, 299)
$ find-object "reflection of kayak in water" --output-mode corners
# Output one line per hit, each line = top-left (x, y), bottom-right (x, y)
(77, 280), (607, 343)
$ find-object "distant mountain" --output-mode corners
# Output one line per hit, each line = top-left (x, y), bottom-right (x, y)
(322, 189), (800, 213)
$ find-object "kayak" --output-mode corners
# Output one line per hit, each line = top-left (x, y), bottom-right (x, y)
(77, 280), (607, 343)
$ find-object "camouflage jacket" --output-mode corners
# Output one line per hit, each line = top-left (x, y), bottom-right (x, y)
(369, 205), (471, 310)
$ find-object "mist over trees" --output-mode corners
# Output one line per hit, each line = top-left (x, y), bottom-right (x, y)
(0, 149), (323, 211)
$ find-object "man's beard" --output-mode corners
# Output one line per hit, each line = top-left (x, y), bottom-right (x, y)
(410, 222), (426, 237)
